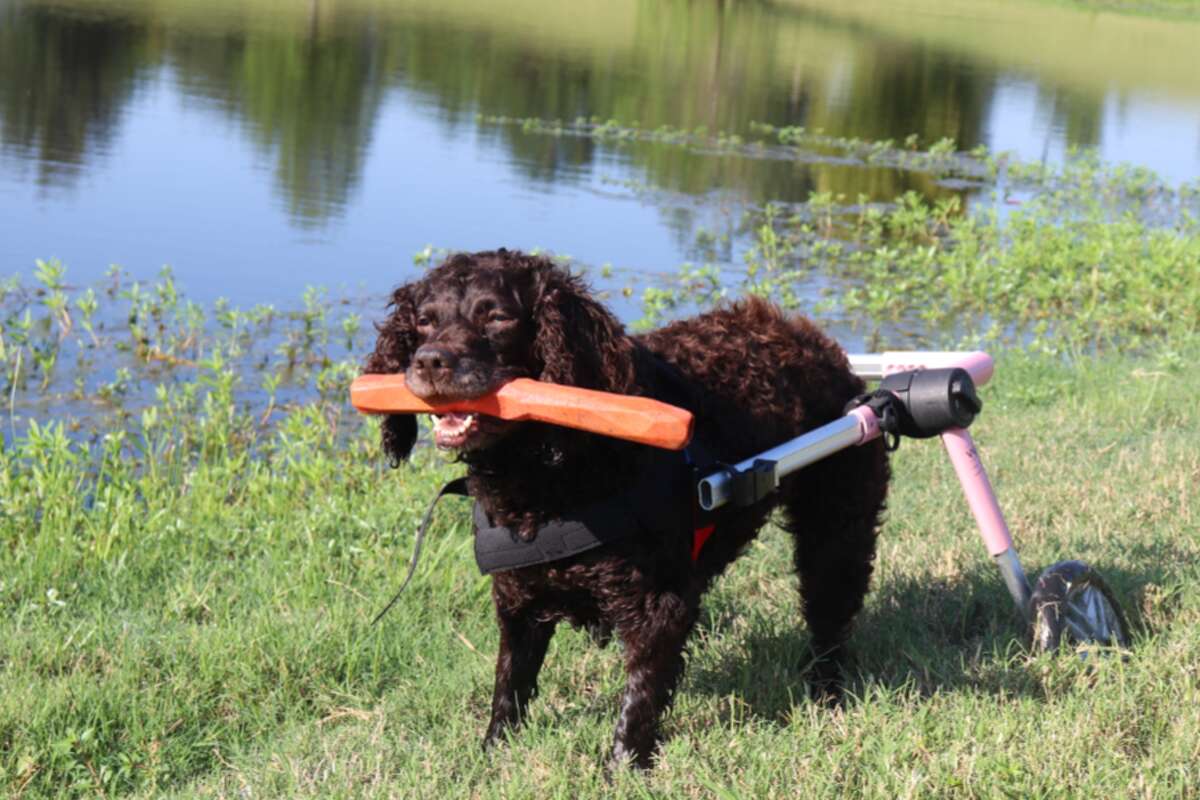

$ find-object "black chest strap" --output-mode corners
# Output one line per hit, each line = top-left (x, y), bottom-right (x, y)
(474, 448), (692, 574)
(474, 486), (643, 574)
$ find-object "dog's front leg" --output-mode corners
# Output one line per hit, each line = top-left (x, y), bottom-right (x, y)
(483, 605), (556, 749)
(610, 593), (697, 769)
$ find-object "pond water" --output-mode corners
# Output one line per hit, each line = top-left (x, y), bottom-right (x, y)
(2, 0), (1199, 316)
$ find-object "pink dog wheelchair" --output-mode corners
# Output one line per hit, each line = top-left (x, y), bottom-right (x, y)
(696, 350), (1130, 653)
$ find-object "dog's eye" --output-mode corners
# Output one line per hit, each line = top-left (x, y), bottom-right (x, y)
(416, 313), (433, 328)
(487, 310), (516, 324)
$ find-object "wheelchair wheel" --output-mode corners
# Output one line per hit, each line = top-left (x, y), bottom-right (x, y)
(1030, 560), (1130, 654)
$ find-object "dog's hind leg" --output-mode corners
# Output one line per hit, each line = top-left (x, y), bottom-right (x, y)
(780, 441), (888, 703)
(609, 591), (698, 769)
(483, 605), (557, 749)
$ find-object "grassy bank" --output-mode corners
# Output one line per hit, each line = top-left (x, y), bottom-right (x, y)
(2, 335), (1199, 797)
(3, 134), (1200, 795)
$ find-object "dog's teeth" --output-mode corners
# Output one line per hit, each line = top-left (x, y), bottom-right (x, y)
(432, 411), (479, 445)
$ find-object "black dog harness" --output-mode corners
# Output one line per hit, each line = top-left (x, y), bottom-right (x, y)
(369, 360), (725, 624)
(371, 446), (716, 624)
(471, 447), (702, 574)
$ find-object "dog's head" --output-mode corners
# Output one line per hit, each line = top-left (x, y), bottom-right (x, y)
(364, 249), (635, 462)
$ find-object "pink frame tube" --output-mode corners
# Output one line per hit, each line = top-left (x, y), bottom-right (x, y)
(849, 391), (1031, 614)
(862, 350), (1031, 615)
(859, 350), (1014, 556)
(849, 350), (995, 387)
(851, 412), (1015, 557)
(939, 428), (1015, 557)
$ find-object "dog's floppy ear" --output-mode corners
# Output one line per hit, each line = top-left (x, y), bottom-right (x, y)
(530, 262), (635, 393)
(364, 283), (420, 465)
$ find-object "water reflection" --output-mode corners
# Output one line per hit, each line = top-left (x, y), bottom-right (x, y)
(0, 0), (1089, 217)
(0, 4), (150, 187)
(169, 26), (387, 225)
(0, 0), (1197, 298)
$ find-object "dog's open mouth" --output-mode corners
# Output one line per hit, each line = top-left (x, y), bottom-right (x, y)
(432, 411), (480, 449)
(432, 411), (513, 450)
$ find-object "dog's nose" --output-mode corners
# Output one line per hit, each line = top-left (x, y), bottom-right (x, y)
(412, 344), (458, 376)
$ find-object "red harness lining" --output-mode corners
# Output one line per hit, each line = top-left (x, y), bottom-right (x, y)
(691, 524), (716, 562)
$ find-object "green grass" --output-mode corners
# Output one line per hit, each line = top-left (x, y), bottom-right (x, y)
(3, 132), (1199, 796)
(3, 333), (1200, 797)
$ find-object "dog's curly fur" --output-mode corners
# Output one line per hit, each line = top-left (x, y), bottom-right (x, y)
(366, 249), (889, 768)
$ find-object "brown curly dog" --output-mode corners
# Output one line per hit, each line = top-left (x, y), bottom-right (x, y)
(365, 248), (889, 769)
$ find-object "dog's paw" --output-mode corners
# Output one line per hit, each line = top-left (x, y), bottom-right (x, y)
(804, 649), (847, 707)
(481, 725), (510, 753)
(606, 747), (653, 775)
(806, 672), (845, 707)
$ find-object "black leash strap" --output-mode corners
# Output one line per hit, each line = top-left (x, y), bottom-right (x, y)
(370, 476), (469, 626)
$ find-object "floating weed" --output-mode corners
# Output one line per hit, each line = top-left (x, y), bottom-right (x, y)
(635, 263), (727, 330)
(481, 115), (994, 183)
(478, 116), (1198, 349)
(3, 128), (1198, 441)
(646, 155), (1196, 351)
(0, 263), (375, 451)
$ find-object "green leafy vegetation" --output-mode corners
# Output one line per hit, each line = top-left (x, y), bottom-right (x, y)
(1036, 0), (1200, 20)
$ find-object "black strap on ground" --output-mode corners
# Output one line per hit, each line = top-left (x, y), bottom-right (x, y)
(370, 476), (469, 626)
